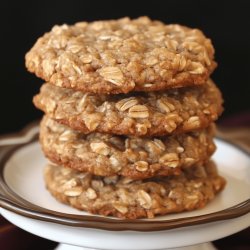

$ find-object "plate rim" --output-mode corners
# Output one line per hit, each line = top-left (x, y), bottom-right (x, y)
(0, 122), (249, 232)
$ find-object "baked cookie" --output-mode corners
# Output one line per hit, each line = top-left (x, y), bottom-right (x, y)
(26, 17), (216, 94)
(34, 79), (223, 136)
(44, 161), (226, 219)
(40, 116), (216, 179)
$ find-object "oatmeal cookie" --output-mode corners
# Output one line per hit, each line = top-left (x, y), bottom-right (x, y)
(26, 17), (216, 94)
(40, 116), (216, 179)
(44, 161), (226, 219)
(34, 79), (223, 136)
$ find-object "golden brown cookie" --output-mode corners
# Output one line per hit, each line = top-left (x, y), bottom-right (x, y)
(44, 161), (226, 219)
(26, 17), (216, 94)
(40, 116), (216, 179)
(34, 79), (223, 136)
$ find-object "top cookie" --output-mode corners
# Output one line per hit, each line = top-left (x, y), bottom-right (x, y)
(25, 17), (216, 94)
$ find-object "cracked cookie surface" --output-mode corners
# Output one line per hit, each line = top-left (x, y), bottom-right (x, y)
(26, 16), (216, 94)
(40, 116), (216, 179)
(34, 79), (223, 136)
(44, 161), (226, 219)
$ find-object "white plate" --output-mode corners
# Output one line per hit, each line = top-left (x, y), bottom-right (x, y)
(0, 129), (249, 249)
(3, 139), (250, 220)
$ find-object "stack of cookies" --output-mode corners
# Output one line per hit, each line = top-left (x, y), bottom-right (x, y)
(26, 17), (226, 219)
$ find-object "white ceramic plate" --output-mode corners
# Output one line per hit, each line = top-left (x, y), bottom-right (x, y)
(0, 126), (249, 249)
(2, 139), (250, 221)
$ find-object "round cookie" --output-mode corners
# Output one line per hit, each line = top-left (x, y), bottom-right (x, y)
(44, 161), (226, 219)
(40, 116), (216, 179)
(26, 17), (216, 94)
(34, 79), (223, 136)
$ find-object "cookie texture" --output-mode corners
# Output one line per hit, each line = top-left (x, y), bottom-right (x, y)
(34, 79), (223, 136)
(44, 161), (226, 219)
(26, 17), (216, 94)
(40, 116), (216, 179)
